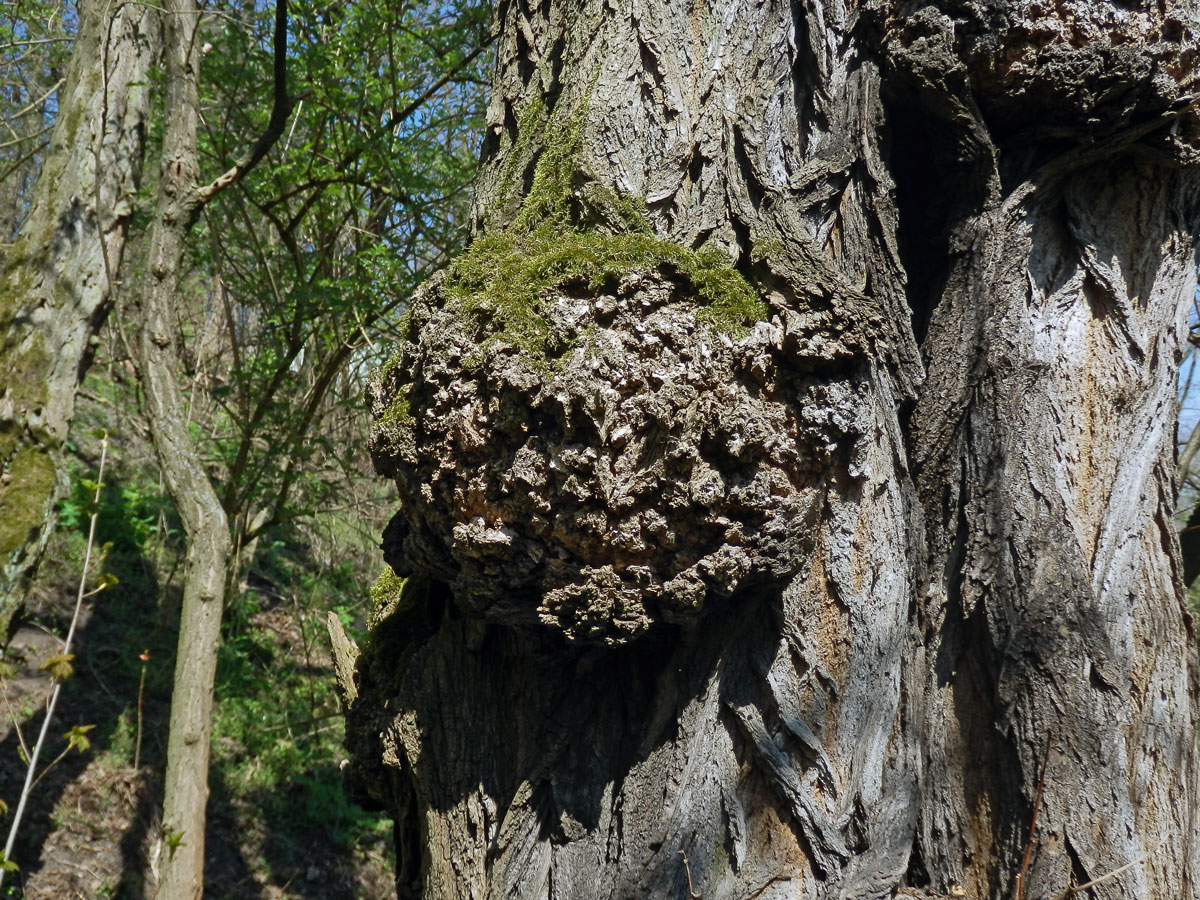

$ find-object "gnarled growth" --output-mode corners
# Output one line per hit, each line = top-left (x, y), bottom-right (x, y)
(352, 1), (1200, 899)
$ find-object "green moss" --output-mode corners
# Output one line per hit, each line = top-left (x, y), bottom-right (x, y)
(497, 95), (550, 203)
(372, 347), (414, 428)
(1, 251), (53, 423)
(0, 445), (56, 557)
(710, 838), (730, 873)
(511, 100), (588, 232)
(579, 182), (653, 235)
(359, 574), (445, 695)
(448, 228), (765, 362)
(442, 96), (764, 363)
(377, 95), (765, 401)
(8, 333), (52, 414)
(0, 246), (34, 325)
(368, 568), (408, 629)
(378, 390), (412, 427)
(750, 236), (785, 265)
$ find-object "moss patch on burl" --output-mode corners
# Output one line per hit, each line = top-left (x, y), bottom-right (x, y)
(448, 229), (766, 362)
(368, 568), (407, 630)
(444, 95), (765, 364)
(367, 95), (788, 645)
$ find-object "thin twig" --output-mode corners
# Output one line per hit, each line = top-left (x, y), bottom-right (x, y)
(0, 138), (50, 185)
(195, 0), (294, 203)
(1014, 736), (1052, 900)
(4, 709), (29, 768)
(0, 125), (52, 150)
(0, 37), (71, 51)
(134, 651), (149, 770)
(678, 850), (702, 899)
(28, 743), (74, 791)
(1052, 841), (1163, 899)
(283, 98), (302, 152)
(0, 436), (109, 885)
(1064, 855), (1146, 896)
(1, 77), (64, 123)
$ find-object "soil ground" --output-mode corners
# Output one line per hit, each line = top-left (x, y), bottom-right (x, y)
(0, 573), (394, 899)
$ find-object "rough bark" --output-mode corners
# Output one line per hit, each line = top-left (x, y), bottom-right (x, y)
(349, 2), (1200, 899)
(0, 0), (159, 634)
(885, 5), (1200, 896)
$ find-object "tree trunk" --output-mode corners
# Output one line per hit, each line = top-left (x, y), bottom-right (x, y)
(348, 2), (1200, 899)
(135, 4), (230, 896)
(0, 0), (158, 633)
(132, 2), (290, 896)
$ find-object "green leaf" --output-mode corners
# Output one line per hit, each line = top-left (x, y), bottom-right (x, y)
(164, 828), (187, 859)
(40, 653), (74, 682)
(65, 724), (95, 753)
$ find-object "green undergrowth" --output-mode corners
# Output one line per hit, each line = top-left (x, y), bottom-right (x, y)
(21, 400), (393, 893)
(213, 538), (391, 854)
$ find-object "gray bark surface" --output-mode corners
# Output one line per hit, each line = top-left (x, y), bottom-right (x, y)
(133, 3), (231, 896)
(350, 2), (1200, 899)
(0, 0), (159, 633)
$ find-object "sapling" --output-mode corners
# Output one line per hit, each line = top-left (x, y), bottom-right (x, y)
(0, 433), (114, 884)
(135, 649), (150, 770)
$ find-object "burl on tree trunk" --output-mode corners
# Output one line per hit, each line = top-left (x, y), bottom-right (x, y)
(342, 2), (1200, 898)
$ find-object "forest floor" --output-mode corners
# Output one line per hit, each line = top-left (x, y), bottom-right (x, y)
(0, 523), (394, 899)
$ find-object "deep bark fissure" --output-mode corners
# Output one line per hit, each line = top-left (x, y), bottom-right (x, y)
(349, 2), (1200, 899)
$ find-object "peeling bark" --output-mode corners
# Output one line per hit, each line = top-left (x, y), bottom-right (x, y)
(351, 2), (1200, 899)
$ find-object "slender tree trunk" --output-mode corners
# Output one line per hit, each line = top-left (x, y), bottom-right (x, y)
(135, 4), (230, 896)
(131, 2), (291, 896)
(0, 0), (159, 633)
(349, 2), (1200, 899)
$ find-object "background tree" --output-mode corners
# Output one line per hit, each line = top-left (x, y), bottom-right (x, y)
(0, 0), (489, 894)
(132, 1), (296, 893)
(0, 0), (158, 633)
(188, 0), (488, 586)
(130, 0), (487, 894)
(349, 2), (1200, 899)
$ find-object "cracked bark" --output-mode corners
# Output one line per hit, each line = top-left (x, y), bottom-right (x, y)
(349, 2), (1200, 898)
